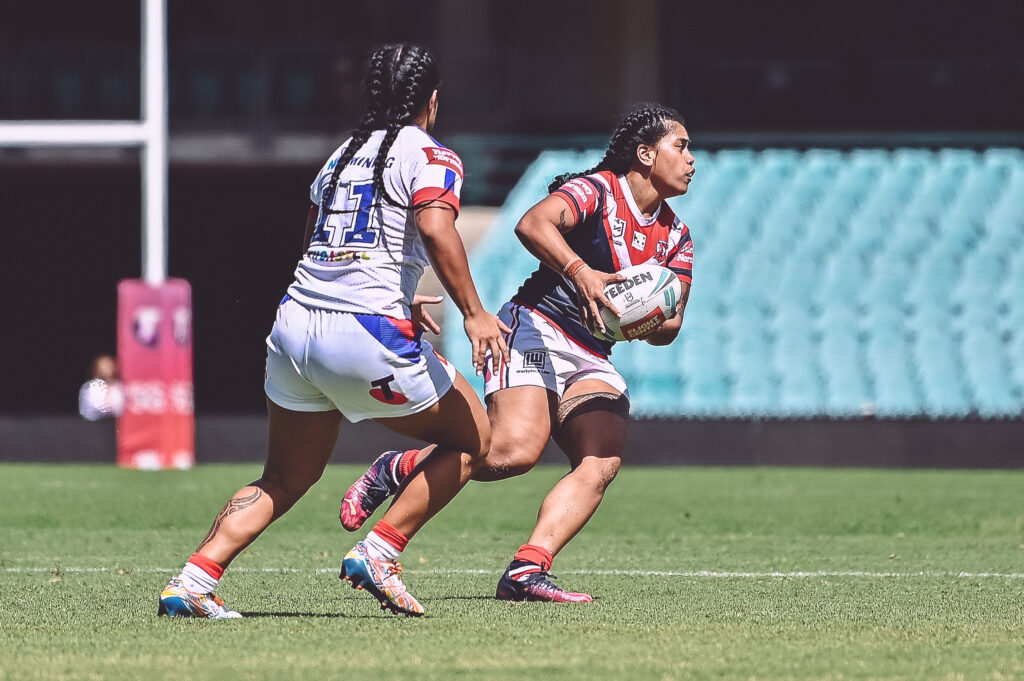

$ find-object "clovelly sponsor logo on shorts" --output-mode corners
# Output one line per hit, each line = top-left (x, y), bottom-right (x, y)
(517, 350), (551, 374)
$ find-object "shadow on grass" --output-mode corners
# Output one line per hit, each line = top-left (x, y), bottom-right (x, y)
(240, 611), (377, 619)
(419, 595), (504, 602)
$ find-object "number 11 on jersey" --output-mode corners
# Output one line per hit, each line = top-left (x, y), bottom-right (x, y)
(311, 180), (380, 248)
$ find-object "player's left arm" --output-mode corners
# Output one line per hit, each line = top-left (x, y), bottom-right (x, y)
(643, 281), (690, 346)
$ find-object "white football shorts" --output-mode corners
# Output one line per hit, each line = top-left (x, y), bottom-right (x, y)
(265, 297), (456, 422)
(483, 302), (628, 398)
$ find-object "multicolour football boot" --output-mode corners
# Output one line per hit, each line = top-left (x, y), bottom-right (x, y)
(340, 450), (402, 532)
(495, 560), (593, 603)
(157, 577), (242, 619)
(339, 541), (424, 616)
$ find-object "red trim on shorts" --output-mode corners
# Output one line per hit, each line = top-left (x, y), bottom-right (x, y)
(188, 552), (225, 580)
(383, 316), (418, 340)
(510, 299), (609, 359)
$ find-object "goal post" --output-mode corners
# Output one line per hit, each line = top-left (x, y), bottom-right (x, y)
(0, 0), (194, 469)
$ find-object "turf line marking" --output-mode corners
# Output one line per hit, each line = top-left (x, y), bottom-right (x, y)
(4, 567), (1024, 579)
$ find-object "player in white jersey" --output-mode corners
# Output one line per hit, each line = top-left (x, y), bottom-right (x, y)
(159, 43), (508, 619)
(340, 105), (695, 603)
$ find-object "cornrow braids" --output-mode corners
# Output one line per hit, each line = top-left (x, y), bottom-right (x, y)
(320, 43), (442, 219)
(319, 48), (390, 217)
(548, 104), (684, 194)
(371, 52), (432, 209)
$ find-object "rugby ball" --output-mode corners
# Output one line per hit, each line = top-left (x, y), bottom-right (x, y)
(590, 263), (681, 342)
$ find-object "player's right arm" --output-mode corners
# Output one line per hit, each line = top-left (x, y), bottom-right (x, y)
(514, 193), (625, 332)
(642, 282), (690, 346)
(415, 203), (509, 375)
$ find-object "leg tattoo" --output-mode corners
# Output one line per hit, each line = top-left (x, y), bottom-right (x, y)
(197, 488), (264, 551)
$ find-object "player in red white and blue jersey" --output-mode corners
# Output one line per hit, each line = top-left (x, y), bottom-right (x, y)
(340, 105), (695, 602)
(506, 166), (693, 359)
(159, 43), (508, 619)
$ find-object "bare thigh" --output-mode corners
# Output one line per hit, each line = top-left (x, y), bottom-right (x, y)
(474, 385), (558, 481)
(262, 399), (344, 502)
(374, 371), (491, 456)
(552, 379), (628, 470)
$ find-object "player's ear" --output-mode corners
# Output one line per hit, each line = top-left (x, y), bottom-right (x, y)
(425, 90), (439, 130)
(636, 143), (656, 169)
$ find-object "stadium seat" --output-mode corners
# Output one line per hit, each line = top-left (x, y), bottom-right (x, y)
(817, 249), (867, 310)
(730, 372), (779, 417)
(448, 145), (1024, 419)
(777, 361), (826, 416)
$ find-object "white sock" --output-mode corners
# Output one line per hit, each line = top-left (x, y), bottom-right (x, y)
(363, 531), (401, 561)
(179, 561), (220, 594)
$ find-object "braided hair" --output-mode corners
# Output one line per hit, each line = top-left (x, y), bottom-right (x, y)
(319, 43), (441, 217)
(548, 104), (684, 193)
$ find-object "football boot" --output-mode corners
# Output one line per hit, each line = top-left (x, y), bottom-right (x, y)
(495, 560), (593, 603)
(340, 450), (402, 531)
(157, 577), (242, 619)
(339, 541), (424, 616)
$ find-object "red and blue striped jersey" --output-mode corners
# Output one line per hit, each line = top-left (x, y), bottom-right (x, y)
(512, 170), (693, 356)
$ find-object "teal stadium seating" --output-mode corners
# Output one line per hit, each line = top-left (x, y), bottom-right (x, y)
(443, 148), (1024, 419)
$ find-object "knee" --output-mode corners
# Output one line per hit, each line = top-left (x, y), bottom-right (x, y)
(476, 427), (492, 459)
(476, 440), (541, 480)
(459, 429), (491, 473)
(572, 456), (621, 492)
(258, 467), (322, 502)
(483, 459), (536, 480)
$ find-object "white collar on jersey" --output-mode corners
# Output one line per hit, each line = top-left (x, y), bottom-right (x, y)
(617, 174), (661, 226)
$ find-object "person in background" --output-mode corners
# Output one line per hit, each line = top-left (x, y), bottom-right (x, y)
(78, 354), (123, 421)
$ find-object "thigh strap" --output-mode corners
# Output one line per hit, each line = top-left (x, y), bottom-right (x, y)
(556, 391), (630, 428)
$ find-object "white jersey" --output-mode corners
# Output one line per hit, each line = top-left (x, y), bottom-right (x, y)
(287, 125), (464, 318)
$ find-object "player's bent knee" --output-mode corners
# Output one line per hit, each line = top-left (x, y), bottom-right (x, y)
(485, 459), (537, 480)
(476, 440), (543, 480)
(258, 470), (321, 503)
(572, 456), (621, 491)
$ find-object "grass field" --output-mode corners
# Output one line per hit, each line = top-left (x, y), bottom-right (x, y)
(1, 462), (1022, 681)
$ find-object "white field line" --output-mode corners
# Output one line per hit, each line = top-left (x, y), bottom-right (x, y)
(3, 566), (1024, 579)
